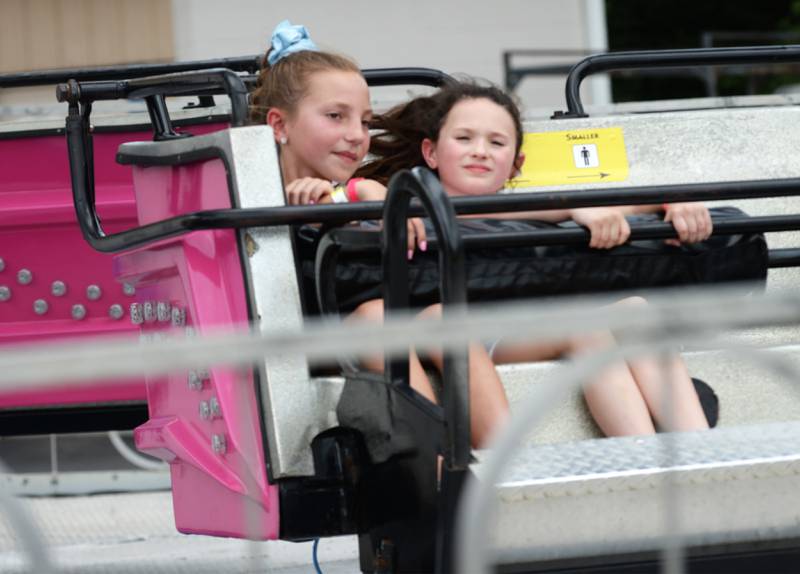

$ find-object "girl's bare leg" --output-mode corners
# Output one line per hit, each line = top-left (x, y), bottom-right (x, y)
(626, 355), (709, 431)
(610, 297), (709, 432)
(347, 299), (437, 404)
(493, 334), (656, 436)
(568, 332), (657, 436)
(417, 304), (510, 448)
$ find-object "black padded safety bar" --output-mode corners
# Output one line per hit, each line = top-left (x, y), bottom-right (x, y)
(555, 44), (800, 118)
(315, 214), (800, 269)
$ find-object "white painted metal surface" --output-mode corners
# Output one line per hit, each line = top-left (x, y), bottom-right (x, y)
(476, 421), (800, 563)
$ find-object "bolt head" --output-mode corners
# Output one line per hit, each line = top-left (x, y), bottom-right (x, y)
(71, 304), (86, 320)
(187, 370), (204, 391)
(0, 286), (10, 302)
(209, 396), (221, 418)
(199, 401), (211, 420)
(211, 434), (226, 455)
(51, 280), (67, 297)
(130, 303), (144, 325)
(33, 299), (48, 315)
(171, 306), (185, 327)
(123, 283), (136, 296)
(0, 257), (5, 272)
(143, 301), (156, 322)
(156, 301), (171, 322)
(86, 285), (102, 301)
(108, 304), (124, 320)
(17, 269), (32, 285)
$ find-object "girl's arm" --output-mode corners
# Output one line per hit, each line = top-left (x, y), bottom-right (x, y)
(620, 203), (713, 245)
(352, 179), (429, 258)
(284, 177), (335, 205)
(477, 208), (630, 250)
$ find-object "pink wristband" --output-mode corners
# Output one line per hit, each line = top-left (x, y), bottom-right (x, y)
(346, 178), (364, 202)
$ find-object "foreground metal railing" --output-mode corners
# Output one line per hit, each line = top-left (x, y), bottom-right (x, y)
(3, 286), (800, 573)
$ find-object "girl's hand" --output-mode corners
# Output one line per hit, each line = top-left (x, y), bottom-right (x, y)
(284, 178), (335, 205)
(407, 218), (427, 260)
(663, 202), (713, 246)
(570, 207), (631, 249)
(355, 179), (387, 202)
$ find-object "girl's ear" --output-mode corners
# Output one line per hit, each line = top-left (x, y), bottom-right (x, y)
(266, 108), (288, 143)
(511, 152), (526, 178)
(421, 138), (438, 169)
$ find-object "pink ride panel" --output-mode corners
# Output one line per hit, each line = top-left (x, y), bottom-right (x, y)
(0, 123), (225, 409)
(118, 153), (278, 539)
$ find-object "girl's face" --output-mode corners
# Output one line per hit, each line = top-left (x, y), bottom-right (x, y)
(421, 97), (521, 197)
(272, 70), (372, 183)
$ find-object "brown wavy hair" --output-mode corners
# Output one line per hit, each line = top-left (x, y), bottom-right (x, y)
(249, 49), (361, 124)
(355, 81), (523, 184)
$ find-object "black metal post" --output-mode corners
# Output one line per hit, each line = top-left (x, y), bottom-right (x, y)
(382, 168), (470, 471)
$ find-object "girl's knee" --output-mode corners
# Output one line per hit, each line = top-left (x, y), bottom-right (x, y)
(350, 299), (385, 322)
(417, 303), (442, 319)
(567, 331), (615, 354)
(615, 295), (648, 308)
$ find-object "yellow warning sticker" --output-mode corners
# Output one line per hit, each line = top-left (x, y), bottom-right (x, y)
(511, 127), (629, 187)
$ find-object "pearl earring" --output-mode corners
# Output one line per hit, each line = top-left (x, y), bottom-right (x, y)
(279, 136), (287, 145)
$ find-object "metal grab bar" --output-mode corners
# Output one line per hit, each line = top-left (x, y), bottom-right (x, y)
(319, 214), (800, 251)
(382, 167), (470, 471)
(555, 44), (800, 118)
(0, 56), (262, 88)
(59, 67), (455, 251)
(56, 68), (251, 134)
(66, 151), (800, 252)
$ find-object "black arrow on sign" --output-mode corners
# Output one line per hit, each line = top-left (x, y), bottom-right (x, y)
(567, 172), (610, 179)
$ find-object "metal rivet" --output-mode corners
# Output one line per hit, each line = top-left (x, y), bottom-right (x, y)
(0, 286), (10, 302)
(143, 301), (156, 322)
(17, 269), (32, 285)
(171, 306), (185, 327)
(109, 304), (124, 320)
(156, 301), (171, 322)
(188, 370), (204, 391)
(71, 304), (86, 320)
(211, 434), (226, 455)
(86, 284), (102, 301)
(130, 303), (143, 325)
(0, 258), (5, 272)
(199, 401), (211, 420)
(33, 299), (48, 315)
(209, 396), (221, 419)
(51, 280), (67, 297)
(123, 283), (136, 296)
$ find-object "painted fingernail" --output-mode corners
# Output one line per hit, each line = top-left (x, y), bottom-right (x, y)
(309, 199), (316, 205)
(407, 249), (414, 260)
(420, 241), (427, 252)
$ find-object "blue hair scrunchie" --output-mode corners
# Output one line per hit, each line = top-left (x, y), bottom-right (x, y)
(267, 20), (319, 66)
